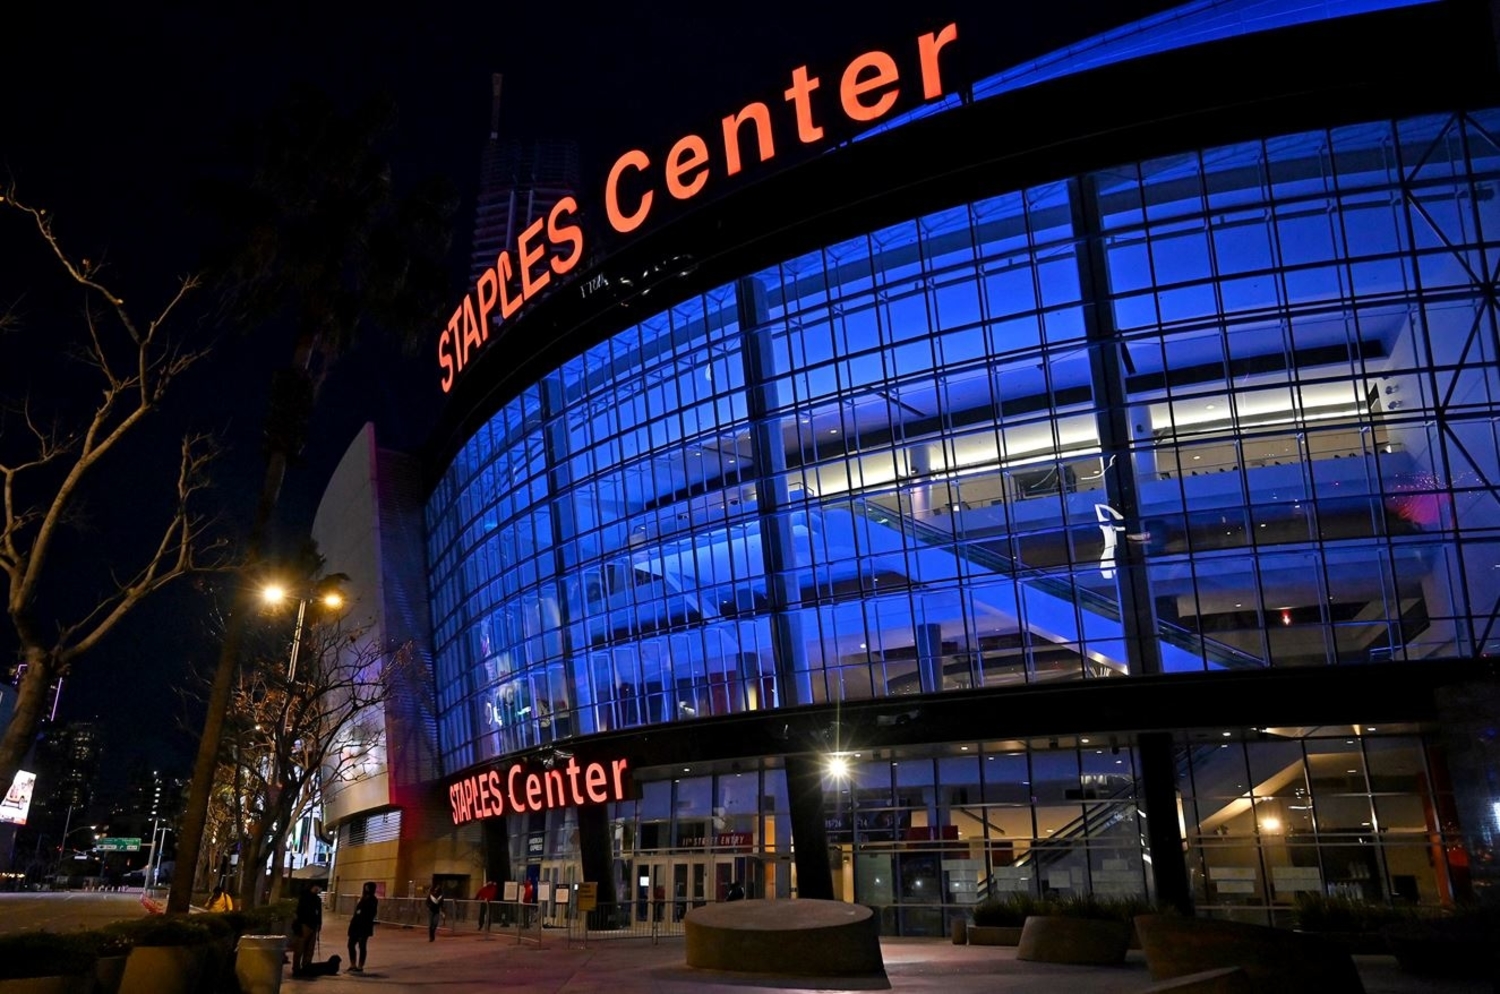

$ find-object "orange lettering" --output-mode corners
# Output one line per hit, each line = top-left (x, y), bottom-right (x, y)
(446, 307), (464, 368)
(918, 23), (959, 99)
(461, 295), (482, 359)
(612, 758), (630, 799)
(508, 764), (525, 812)
(544, 768), (566, 807)
(497, 250), (522, 319)
(487, 770), (503, 816)
(584, 762), (607, 803)
(548, 197), (584, 275)
(666, 134), (710, 200)
(517, 218), (550, 299)
(721, 102), (775, 176)
(476, 267), (499, 334)
(784, 65), (823, 143)
(840, 51), (900, 122)
(525, 772), (543, 811)
(438, 329), (455, 394)
(605, 150), (653, 233)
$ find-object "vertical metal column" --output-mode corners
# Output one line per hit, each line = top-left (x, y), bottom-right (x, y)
(783, 753), (835, 900)
(540, 376), (587, 735)
(1070, 174), (1163, 679)
(738, 276), (812, 708)
(737, 276), (832, 900)
(1069, 175), (1190, 912)
(575, 802), (619, 917)
(1137, 731), (1192, 914)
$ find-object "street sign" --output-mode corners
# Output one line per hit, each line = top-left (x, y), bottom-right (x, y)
(96, 837), (142, 852)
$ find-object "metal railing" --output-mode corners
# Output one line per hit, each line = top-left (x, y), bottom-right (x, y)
(332, 895), (565, 945)
(330, 891), (729, 947)
(563, 899), (704, 946)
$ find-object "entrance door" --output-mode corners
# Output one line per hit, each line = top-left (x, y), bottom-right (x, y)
(630, 854), (767, 924)
(630, 858), (672, 926)
(539, 858), (578, 927)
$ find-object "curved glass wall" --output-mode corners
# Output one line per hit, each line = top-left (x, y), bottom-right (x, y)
(428, 109), (1500, 770)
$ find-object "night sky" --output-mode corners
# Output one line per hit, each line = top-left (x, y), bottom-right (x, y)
(1, 0), (1176, 787)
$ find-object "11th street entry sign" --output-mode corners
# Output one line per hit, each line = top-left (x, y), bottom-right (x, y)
(96, 838), (141, 852)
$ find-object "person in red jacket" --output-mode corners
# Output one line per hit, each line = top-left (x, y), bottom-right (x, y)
(475, 880), (498, 930)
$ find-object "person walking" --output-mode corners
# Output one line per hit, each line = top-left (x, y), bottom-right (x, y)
(346, 882), (378, 973)
(206, 885), (233, 912)
(291, 883), (323, 977)
(425, 883), (445, 941)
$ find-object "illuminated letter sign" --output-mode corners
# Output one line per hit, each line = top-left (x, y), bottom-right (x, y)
(447, 757), (632, 826)
(437, 21), (961, 392)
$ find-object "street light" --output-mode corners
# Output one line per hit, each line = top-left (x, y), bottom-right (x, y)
(261, 575), (349, 684)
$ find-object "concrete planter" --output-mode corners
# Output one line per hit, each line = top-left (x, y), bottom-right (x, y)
(94, 955), (128, 994)
(119, 946), (207, 994)
(0, 978), (91, 994)
(965, 925), (1024, 946)
(1135, 914), (1363, 994)
(1016, 915), (1131, 965)
(1381, 918), (1494, 979)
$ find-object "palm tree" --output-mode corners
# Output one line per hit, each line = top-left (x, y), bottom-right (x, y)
(168, 85), (454, 913)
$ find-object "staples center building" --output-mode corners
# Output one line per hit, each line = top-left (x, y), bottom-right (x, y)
(315, 0), (1500, 930)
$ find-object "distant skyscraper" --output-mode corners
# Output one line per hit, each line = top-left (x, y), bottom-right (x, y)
(469, 73), (580, 288)
(35, 720), (102, 821)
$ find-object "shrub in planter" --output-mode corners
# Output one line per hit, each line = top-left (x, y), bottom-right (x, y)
(103, 916), (212, 949)
(1292, 894), (1419, 933)
(1050, 894), (1157, 923)
(233, 900), (295, 937)
(972, 894), (1047, 928)
(0, 931), (97, 980)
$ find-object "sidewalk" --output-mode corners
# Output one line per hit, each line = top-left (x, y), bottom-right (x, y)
(288, 913), (1493, 994)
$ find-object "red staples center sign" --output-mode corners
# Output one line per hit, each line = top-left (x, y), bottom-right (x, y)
(436, 21), (961, 393)
(448, 756), (631, 825)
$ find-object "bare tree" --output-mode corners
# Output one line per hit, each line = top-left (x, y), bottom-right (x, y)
(0, 189), (224, 789)
(202, 616), (412, 908)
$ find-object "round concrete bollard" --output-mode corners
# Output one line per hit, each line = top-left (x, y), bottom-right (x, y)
(234, 935), (289, 994)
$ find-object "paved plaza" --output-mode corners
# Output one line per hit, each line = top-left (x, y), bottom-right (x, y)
(283, 912), (1494, 994)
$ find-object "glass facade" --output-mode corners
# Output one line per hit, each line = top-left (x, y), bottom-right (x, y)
(505, 728), (1463, 930)
(429, 108), (1500, 771)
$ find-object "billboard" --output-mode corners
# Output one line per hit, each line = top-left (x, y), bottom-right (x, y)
(0, 770), (37, 825)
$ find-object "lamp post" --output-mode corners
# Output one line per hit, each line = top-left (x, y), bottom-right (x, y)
(260, 574), (348, 900)
(260, 579), (347, 685)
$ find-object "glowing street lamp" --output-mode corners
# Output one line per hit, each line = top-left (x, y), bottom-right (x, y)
(261, 575), (349, 684)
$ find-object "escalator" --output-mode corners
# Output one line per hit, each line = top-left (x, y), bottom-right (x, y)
(845, 496), (1264, 672)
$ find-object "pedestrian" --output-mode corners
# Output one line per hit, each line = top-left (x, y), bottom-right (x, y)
(726, 880), (745, 902)
(347, 882), (378, 973)
(474, 880), (498, 930)
(206, 884), (234, 912)
(426, 883), (445, 941)
(291, 883), (323, 977)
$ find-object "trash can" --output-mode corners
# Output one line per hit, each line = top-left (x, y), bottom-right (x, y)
(234, 934), (288, 994)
